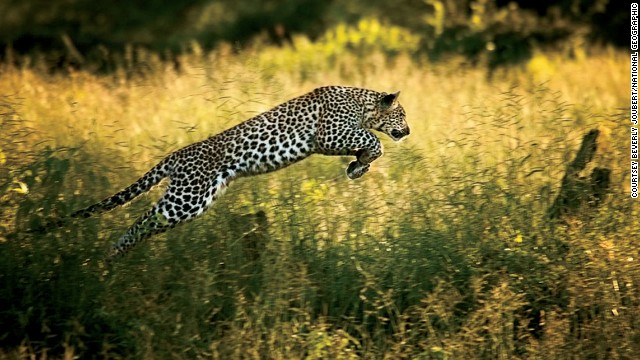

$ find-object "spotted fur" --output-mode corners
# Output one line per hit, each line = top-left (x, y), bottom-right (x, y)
(69, 86), (409, 257)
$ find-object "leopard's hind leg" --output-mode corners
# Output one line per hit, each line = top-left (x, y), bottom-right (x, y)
(109, 171), (229, 257)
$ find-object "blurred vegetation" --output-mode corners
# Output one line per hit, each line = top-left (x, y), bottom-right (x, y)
(0, 0), (625, 73)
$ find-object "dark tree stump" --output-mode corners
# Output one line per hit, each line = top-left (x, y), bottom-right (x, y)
(547, 129), (611, 221)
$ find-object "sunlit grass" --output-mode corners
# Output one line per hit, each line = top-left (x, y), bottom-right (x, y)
(0, 44), (635, 359)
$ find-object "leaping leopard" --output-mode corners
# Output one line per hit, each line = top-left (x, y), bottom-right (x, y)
(60, 86), (409, 257)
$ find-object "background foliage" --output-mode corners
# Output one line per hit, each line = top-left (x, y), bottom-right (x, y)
(0, 0), (626, 71)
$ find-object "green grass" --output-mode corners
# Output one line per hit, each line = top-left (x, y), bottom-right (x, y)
(0, 45), (636, 359)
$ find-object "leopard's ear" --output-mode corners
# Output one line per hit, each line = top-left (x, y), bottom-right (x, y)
(380, 91), (400, 110)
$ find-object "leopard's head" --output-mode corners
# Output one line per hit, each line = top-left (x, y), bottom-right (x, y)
(370, 92), (409, 141)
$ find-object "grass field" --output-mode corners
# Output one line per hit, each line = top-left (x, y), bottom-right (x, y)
(0, 44), (635, 359)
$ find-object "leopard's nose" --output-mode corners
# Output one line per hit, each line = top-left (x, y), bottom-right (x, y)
(391, 127), (410, 139)
(391, 129), (406, 139)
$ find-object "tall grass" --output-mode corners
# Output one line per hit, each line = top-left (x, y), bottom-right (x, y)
(0, 45), (635, 359)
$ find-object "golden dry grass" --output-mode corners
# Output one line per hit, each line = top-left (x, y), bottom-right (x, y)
(0, 45), (635, 359)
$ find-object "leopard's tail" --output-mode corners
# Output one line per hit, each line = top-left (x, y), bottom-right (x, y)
(29, 156), (174, 233)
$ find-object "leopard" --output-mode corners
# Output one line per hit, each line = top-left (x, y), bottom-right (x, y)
(59, 86), (409, 257)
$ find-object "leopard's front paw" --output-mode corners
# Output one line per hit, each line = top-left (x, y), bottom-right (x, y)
(346, 161), (370, 180)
